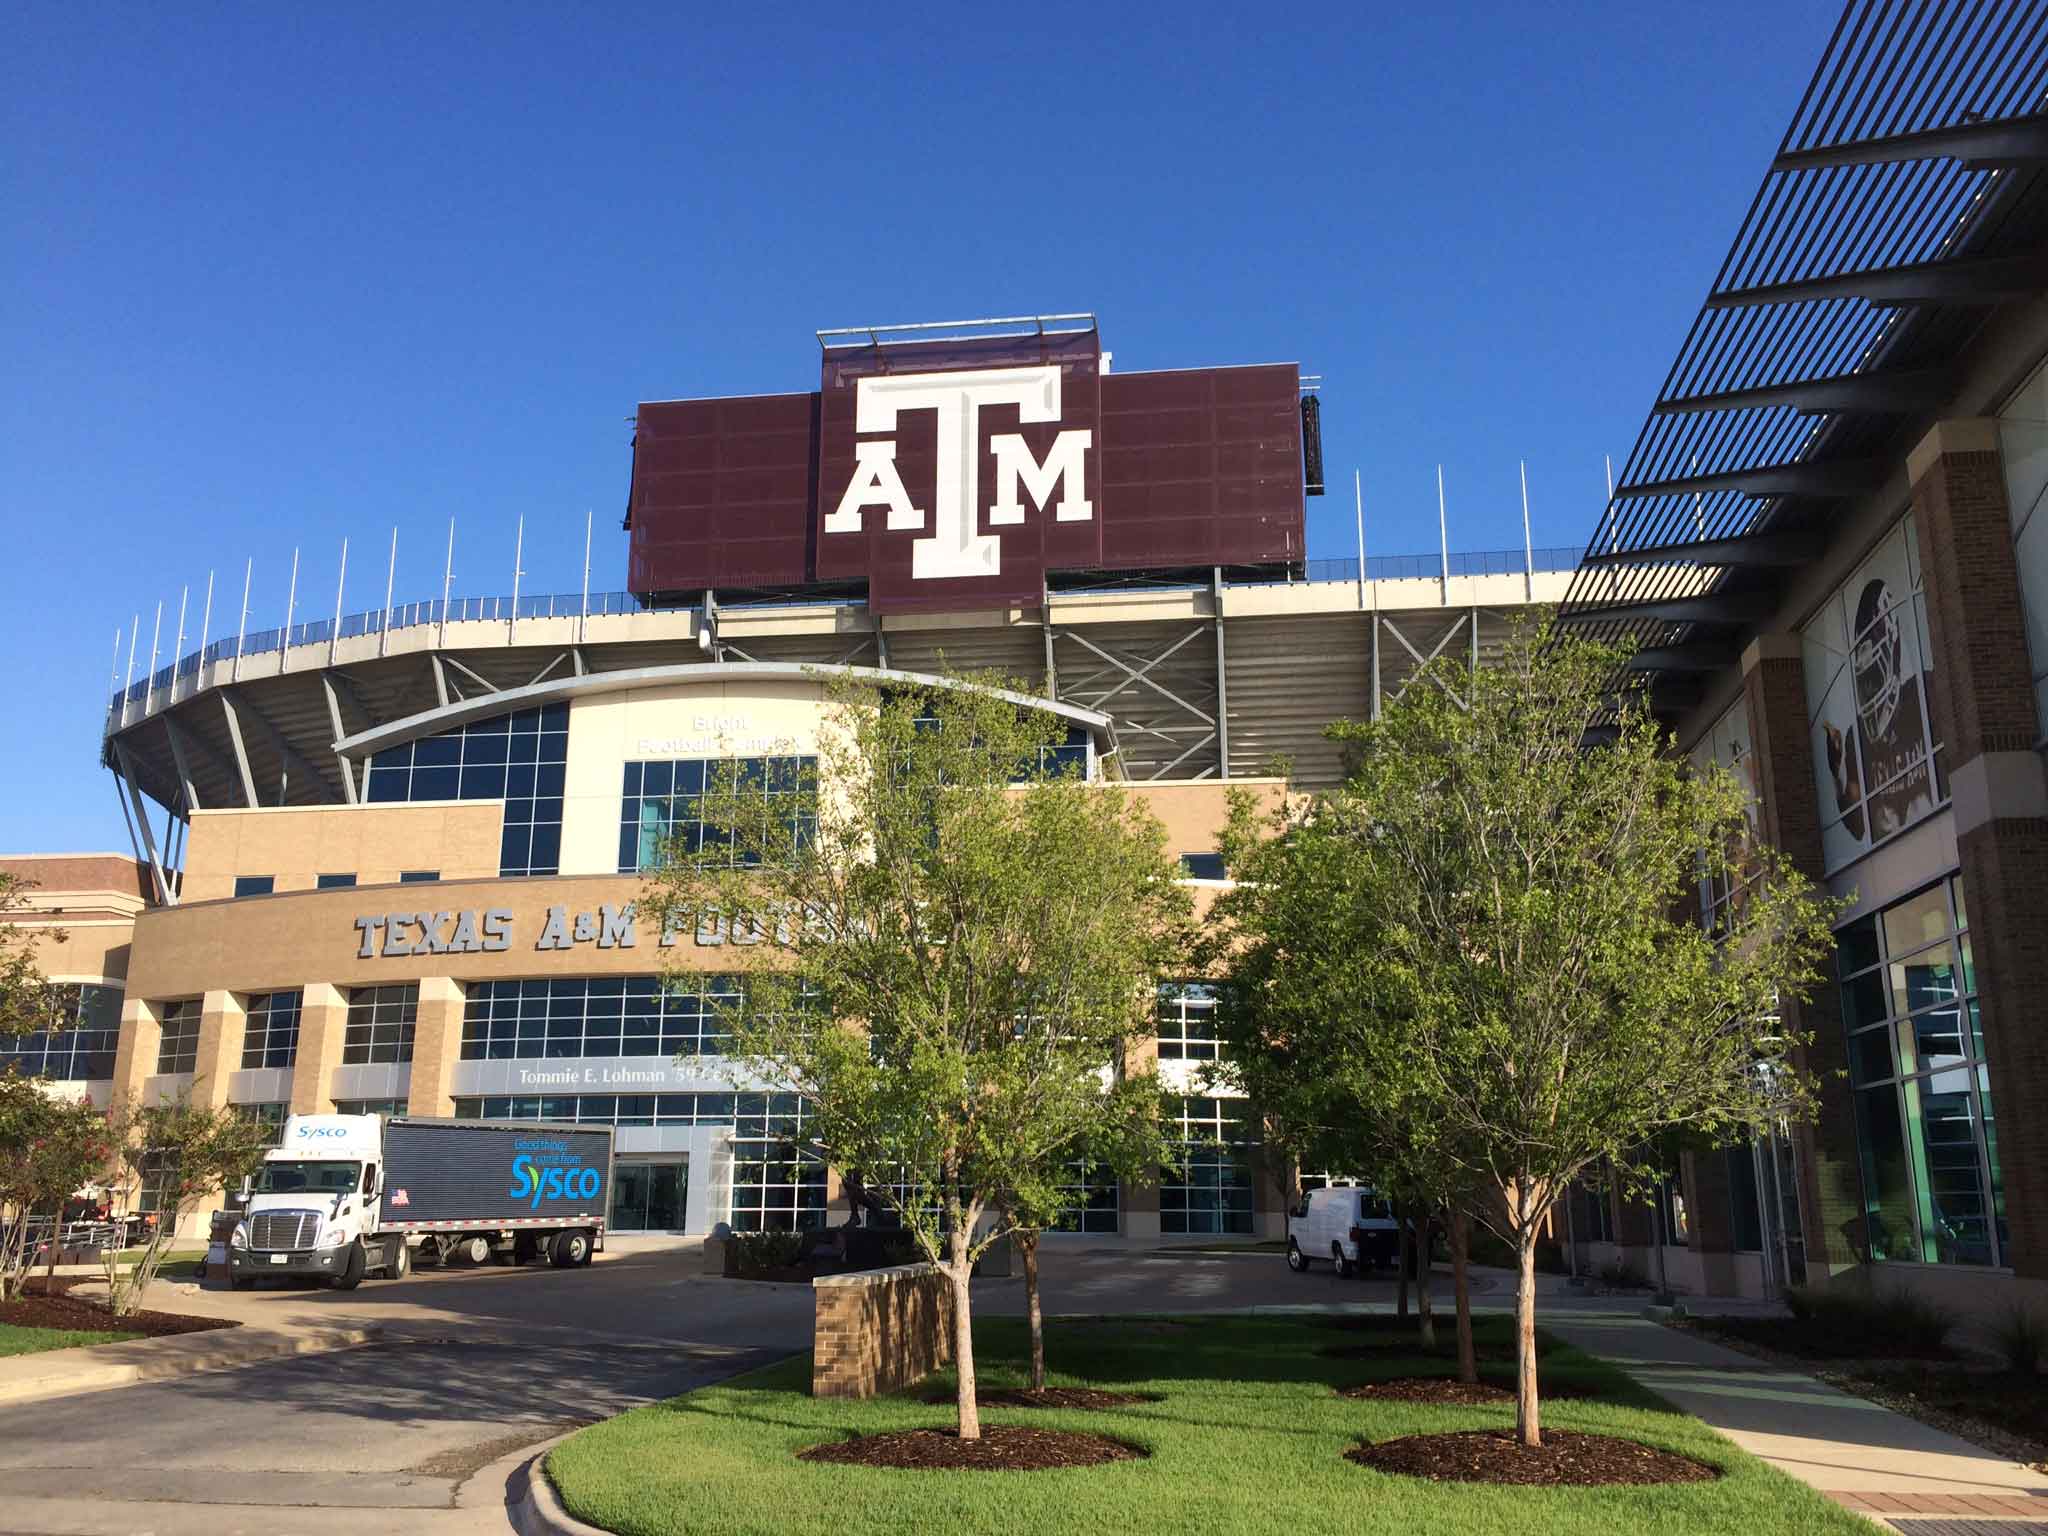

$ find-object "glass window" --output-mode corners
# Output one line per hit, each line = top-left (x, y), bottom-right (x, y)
(332, 1098), (407, 1116)
(1051, 1161), (1120, 1234)
(316, 873), (357, 890)
(155, 999), (200, 1074)
(1837, 875), (2002, 1266)
(240, 990), (301, 1070)
(343, 984), (418, 1065)
(618, 756), (817, 873)
(399, 871), (438, 884)
(1178, 853), (1227, 880)
(0, 984), (122, 1081)
(235, 1102), (289, 1148)
(1160, 1095), (1256, 1235)
(135, 1149), (179, 1214)
(1156, 983), (1222, 1061)
(233, 876), (274, 898)
(457, 975), (798, 1061)
(365, 702), (568, 876)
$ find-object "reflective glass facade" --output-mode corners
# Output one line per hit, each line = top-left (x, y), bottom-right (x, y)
(0, 984), (122, 1081)
(241, 990), (301, 1070)
(343, 984), (417, 1065)
(1161, 1094), (1256, 1235)
(1156, 982), (1221, 1061)
(461, 976), (743, 1060)
(618, 756), (816, 873)
(1839, 876), (2003, 1267)
(365, 702), (568, 877)
(155, 999), (200, 1074)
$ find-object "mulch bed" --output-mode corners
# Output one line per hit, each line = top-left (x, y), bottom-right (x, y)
(1675, 1315), (1956, 1363)
(920, 1387), (1160, 1410)
(798, 1425), (1147, 1471)
(1347, 1429), (1720, 1486)
(1337, 1376), (1592, 1405)
(0, 1290), (236, 1340)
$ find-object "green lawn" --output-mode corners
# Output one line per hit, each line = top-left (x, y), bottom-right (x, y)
(0, 1322), (129, 1357)
(548, 1314), (1867, 1536)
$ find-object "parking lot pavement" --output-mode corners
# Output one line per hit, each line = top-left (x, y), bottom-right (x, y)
(0, 1238), (1487, 1534)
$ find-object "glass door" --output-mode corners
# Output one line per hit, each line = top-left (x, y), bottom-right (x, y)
(610, 1160), (687, 1231)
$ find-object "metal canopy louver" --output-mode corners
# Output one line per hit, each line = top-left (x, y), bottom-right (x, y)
(1558, 0), (2048, 724)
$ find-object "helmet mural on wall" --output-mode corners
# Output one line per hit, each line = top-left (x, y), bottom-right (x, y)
(1851, 578), (1904, 745)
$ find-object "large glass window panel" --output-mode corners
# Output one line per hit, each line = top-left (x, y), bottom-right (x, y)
(1853, 1084), (1914, 1263)
(619, 755), (817, 873)
(343, 984), (417, 1065)
(1160, 1096), (1256, 1235)
(1156, 983), (1222, 1061)
(0, 984), (122, 1081)
(241, 990), (302, 1070)
(365, 702), (568, 876)
(155, 999), (200, 1074)
(1904, 1072), (1993, 1266)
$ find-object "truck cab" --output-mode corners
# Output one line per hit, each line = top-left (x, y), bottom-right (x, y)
(229, 1114), (401, 1290)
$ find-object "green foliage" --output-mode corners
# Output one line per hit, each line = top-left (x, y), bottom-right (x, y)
(0, 1322), (130, 1356)
(102, 1092), (272, 1315)
(546, 1313), (1871, 1536)
(729, 1229), (806, 1273)
(0, 1067), (114, 1300)
(1989, 1301), (2047, 1376)
(1780, 1283), (1959, 1358)
(0, 873), (67, 1039)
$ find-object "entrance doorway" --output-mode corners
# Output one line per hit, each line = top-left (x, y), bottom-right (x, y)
(611, 1160), (686, 1232)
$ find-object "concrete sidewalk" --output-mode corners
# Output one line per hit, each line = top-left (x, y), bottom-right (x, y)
(1545, 1310), (2048, 1527)
(0, 1318), (383, 1405)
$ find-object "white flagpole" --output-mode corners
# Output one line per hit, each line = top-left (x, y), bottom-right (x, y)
(1519, 460), (1535, 601)
(440, 516), (455, 646)
(284, 547), (300, 657)
(1436, 464), (1450, 606)
(510, 515), (524, 643)
(1353, 470), (1366, 611)
(380, 527), (397, 655)
(171, 585), (188, 694)
(123, 615), (139, 722)
(329, 538), (348, 667)
(145, 601), (163, 712)
(198, 569), (215, 668)
(580, 507), (593, 643)
(234, 558), (253, 680)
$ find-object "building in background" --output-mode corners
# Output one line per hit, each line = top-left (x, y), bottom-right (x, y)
(0, 854), (150, 1102)
(85, 315), (1572, 1239)
(1557, 3), (2048, 1321)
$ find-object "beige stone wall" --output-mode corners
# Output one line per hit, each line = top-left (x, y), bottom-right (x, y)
(1125, 778), (1285, 861)
(180, 804), (505, 902)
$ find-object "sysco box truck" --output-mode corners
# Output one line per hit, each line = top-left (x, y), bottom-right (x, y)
(227, 1114), (613, 1289)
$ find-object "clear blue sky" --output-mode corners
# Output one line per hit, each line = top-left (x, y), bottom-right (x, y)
(1, 2), (1840, 853)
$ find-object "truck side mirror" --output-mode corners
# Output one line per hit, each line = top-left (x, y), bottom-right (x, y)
(239, 1176), (253, 1201)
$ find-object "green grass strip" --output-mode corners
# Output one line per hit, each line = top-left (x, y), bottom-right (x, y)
(548, 1313), (1868, 1536)
(0, 1322), (130, 1357)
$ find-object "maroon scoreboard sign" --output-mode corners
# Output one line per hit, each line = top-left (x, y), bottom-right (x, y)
(626, 327), (1305, 614)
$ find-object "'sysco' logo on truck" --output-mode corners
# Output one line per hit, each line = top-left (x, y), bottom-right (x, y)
(509, 1155), (601, 1210)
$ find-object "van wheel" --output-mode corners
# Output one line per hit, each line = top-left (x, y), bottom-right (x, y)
(551, 1229), (590, 1268)
(1286, 1239), (1310, 1273)
(1332, 1243), (1355, 1279)
(329, 1242), (366, 1291)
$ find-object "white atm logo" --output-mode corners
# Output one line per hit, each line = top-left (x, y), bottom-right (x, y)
(824, 366), (1093, 580)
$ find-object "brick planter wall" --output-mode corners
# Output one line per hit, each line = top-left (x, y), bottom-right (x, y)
(811, 1262), (955, 1399)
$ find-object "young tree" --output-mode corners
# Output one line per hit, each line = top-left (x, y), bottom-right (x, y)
(103, 1093), (271, 1315)
(0, 1070), (114, 1300)
(997, 1074), (1174, 1393)
(642, 672), (1192, 1440)
(1224, 620), (1835, 1446)
(0, 873), (65, 1037)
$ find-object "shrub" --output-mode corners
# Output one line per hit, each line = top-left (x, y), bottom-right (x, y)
(1988, 1302), (2047, 1375)
(730, 1229), (806, 1274)
(1781, 1282), (1957, 1358)
(1598, 1259), (1647, 1290)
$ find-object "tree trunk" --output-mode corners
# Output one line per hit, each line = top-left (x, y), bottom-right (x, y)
(1451, 1208), (1477, 1385)
(947, 1224), (981, 1441)
(1514, 1206), (1541, 1448)
(1395, 1201), (1411, 1319)
(42, 1213), (60, 1296)
(1020, 1229), (1045, 1392)
(1414, 1210), (1436, 1349)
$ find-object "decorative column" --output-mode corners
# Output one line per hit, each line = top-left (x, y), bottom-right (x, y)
(405, 977), (465, 1117)
(1740, 633), (1867, 1276)
(108, 997), (162, 1110)
(190, 990), (247, 1110)
(288, 984), (350, 1115)
(1908, 419), (2048, 1282)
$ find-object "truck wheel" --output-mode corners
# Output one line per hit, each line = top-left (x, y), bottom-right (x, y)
(454, 1235), (491, 1266)
(1286, 1239), (1310, 1273)
(551, 1229), (590, 1268)
(329, 1242), (366, 1291)
(389, 1240), (411, 1280)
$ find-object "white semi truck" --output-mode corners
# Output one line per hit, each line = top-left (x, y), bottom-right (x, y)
(226, 1113), (613, 1290)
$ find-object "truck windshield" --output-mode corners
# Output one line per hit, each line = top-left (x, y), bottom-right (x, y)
(253, 1161), (360, 1195)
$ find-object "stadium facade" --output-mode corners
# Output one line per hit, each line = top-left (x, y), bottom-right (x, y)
(39, 313), (1571, 1243)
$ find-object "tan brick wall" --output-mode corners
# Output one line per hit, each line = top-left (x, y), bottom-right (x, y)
(811, 1263), (955, 1399)
(289, 984), (350, 1115)
(181, 803), (505, 903)
(406, 977), (465, 1116)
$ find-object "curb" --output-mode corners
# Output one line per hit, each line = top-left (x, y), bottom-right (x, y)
(509, 1442), (614, 1536)
(0, 1324), (386, 1405)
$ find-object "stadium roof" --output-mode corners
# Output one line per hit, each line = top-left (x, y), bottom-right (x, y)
(1557, 0), (2048, 722)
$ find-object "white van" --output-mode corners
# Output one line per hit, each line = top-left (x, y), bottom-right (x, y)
(1286, 1186), (1398, 1276)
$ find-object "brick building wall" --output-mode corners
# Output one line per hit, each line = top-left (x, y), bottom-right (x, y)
(811, 1263), (954, 1398)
